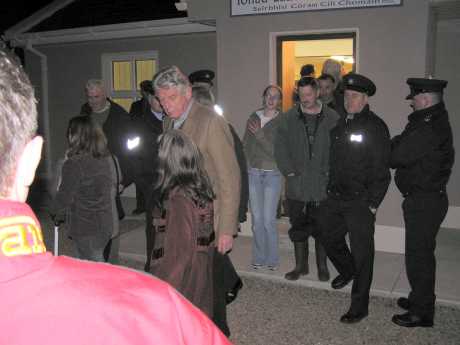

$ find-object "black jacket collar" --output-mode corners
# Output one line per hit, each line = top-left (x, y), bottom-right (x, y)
(408, 101), (446, 123)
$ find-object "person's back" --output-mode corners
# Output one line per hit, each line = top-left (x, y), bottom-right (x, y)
(0, 202), (224, 344)
(0, 49), (231, 345)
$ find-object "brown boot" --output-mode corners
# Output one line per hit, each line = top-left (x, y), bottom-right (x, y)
(285, 241), (309, 280)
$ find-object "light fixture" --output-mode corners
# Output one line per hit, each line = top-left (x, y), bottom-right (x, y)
(331, 55), (355, 64)
(175, 0), (187, 11)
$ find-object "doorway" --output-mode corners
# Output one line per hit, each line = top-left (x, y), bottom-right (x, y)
(277, 33), (356, 111)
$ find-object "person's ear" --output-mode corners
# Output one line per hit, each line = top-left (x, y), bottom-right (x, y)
(13, 136), (43, 202)
(185, 86), (193, 101)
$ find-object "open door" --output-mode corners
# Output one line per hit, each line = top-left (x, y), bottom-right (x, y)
(277, 33), (356, 112)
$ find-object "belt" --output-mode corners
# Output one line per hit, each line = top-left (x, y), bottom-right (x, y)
(151, 231), (215, 260)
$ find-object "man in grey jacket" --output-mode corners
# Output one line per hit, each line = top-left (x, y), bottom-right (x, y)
(275, 77), (339, 281)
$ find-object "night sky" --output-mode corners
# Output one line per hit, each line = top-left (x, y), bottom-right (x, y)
(1, 1), (53, 33)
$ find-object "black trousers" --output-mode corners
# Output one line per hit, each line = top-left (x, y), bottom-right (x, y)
(133, 173), (155, 211)
(287, 199), (320, 242)
(317, 198), (375, 314)
(212, 250), (239, 337)
(403, 193), (448, 320)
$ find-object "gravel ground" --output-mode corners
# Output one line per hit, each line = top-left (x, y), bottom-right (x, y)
(118, 256), (460, 345)
(36, 208), (460, 345)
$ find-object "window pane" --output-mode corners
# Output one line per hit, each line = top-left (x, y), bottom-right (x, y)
(112, 98), (133, 112)
(113, 61), (132, 91)
(136, 60), (156, 89)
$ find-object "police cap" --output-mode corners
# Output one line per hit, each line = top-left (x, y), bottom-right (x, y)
(342, 73), (376, 97)
(188, 69), (215, 86)
(405, 78), (447, 100)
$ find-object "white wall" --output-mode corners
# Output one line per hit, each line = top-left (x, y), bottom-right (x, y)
(435, 22), (460, 207)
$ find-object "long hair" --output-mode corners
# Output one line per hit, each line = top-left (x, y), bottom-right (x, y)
(262, 84), (282, 109)
(156, 129), (215, 206)
(66, 115), (109, 158)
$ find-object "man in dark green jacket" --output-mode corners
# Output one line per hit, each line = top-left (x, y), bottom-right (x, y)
(275, 77), (339, 282)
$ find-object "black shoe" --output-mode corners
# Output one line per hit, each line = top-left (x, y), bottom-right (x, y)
(132, 208), (145, 215)
(397, 297), (410, 311)
(284, 267), (309, 281)
(340, 311), (368, 324)
(391, 312), (433, 328)
(331, 274), (353, 289)
(226, 278), (243, 305)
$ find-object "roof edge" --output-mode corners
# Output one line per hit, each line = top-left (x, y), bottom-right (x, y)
(7, 18), (216, 46)
(5, 0), (76, 36)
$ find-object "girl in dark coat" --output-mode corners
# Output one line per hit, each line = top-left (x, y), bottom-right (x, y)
(149, 129), (216, 317)
(51, 116), (115, 262)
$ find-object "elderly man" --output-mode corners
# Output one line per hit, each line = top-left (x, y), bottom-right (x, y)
(0, 49), (230, 345)
(275, 76), (339, 282)
(317, 73), (391, 324)
(80, 79), (131, 183)
(391, 78), (453, 328)
(153, 65), (241, 336)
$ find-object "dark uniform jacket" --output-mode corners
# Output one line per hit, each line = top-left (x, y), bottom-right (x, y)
(328, 104), (391, 209)
(391, 101), (454, 196)
(127, 98), (163, 183)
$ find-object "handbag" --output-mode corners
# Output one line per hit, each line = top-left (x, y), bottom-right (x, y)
(111, 155), (125, 220)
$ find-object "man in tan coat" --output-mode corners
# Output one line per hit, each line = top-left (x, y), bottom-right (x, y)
(153, 65), (241, 336)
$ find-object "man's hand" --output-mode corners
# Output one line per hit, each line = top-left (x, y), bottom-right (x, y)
(247, 119), (261, 134)
(217, 234), (234, 254)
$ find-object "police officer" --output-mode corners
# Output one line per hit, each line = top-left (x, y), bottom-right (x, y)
(128, 80), (159, 214)
(189, 69), (215, 90)
(127, 81), (164, 271)
(391, 78), (453, 328)
(317, 73), (391, 324)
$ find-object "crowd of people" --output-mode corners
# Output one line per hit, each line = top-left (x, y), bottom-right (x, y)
(0, 44), (454, 344)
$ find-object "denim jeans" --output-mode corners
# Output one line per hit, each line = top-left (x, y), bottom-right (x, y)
(248, 168), (282, 266)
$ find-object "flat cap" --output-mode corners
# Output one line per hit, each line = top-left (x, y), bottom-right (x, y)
(406, 78), (448, 99)
(189, 69), (215, 86)
(343, 73), (376, 97)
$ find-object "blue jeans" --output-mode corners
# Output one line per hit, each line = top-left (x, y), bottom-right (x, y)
(248, 168), (282, 266)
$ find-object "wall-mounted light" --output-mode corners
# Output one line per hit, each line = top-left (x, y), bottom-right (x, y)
(331, 55), (354, 64)
(175, 0), (187, 11)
